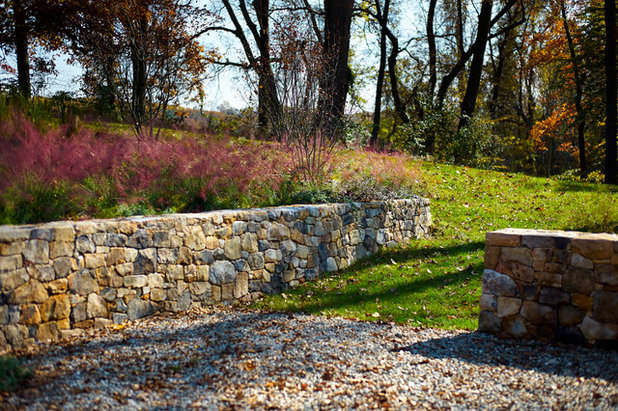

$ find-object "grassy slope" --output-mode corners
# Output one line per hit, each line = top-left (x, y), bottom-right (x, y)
(251, 161), (618, 330)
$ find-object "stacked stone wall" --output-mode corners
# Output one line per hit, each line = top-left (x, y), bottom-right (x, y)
(479, 228), (618, 344)
(0, 198), (430, 351)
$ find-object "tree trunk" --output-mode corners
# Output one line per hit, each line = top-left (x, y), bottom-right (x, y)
(371, 0), (390, 146)
(427, 0), (438, 95)
(458, 0), (493, 131)
(14, 0), (31, 99)
(605, 0), (617, 184)
(319, 0), (354, 137)
(253, 0), (281, 134)
(560, 0), (587, 175)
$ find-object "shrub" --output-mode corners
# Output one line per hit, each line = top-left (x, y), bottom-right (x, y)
(0, 356), (32, 393)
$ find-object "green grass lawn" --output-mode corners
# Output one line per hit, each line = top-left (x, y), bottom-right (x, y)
(251, 161), (618, 330)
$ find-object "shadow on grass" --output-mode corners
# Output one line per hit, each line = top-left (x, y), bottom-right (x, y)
(397, 332), (618, 383)
(555, 180), (618, 194)
(292, 241), (485, 314)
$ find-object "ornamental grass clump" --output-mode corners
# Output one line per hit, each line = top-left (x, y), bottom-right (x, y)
(0, 114), (295, 224)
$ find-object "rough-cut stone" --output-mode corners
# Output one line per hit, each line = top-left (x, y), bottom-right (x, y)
(520, 301), (556, 324)
(562, 268), (594, 295)
(580, 316), (618, 341)
(188, 281), (211, 297)
(484, 246), (500, 270)
(326, 257), (338, 272)
(499, 247), (532, 266)
(479, 293), (497, 311)
(572, 236), (614, 260)
(481, 269), (518, 297)
(133, 248), (157, 275)
(127, 298), (158, 320)
(478, 310), (501, 332)
(68, 270), (100, 295)
(87, 293), (108, 318)
(485, 231), (521, 247)
(594, 264), (618, 286)
(10, 280), (48, 304)
(224, 237), (242, 260)
(20, 304), (42, 325)
(522, 234), (570, 250)
(570, 253), (593, 270)
(496, 296), (522, 318)
(76, 235), (96, 254)
(267, 223), (290, 241)
(241, 233), (258, 253)
(36, 322), (59, 341)
(592, 291), (618, 323)
(46, 279), (68, 294)
(22, 240), (49, 264)
(41, 294), (71, 321)
(558, 305), (586, 326)
(234, 272), (249, 298)
(538, 287), (570, 305)
(53, 257), (74, 278)
(502, 316), (528, 338)
(0, 254), (22, 272)
(210, 261), (236, 285)
(124, 275), (148, 288)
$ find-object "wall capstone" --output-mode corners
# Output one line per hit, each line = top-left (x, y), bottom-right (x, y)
(479, 228), (618, 344)
(0, 198), (430, 351)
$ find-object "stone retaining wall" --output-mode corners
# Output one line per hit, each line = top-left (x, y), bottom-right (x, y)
(479, 228), (618, 344)
(0, 198), (431, 351)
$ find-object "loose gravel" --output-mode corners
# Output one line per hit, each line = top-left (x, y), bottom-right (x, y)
(3, 306), (618, 410)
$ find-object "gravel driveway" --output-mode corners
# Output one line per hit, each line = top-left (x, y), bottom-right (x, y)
(3, 306), (617, 410)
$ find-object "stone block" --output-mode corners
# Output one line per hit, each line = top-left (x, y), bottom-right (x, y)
(87, 293), (108, 318)
(10, 280), (48, 304)
(497, 296), (522, 318)
(592, 291), (618, 323)
(502, 316), (528, 338)
(521, 301), (556, 324)
(46, 279), (68, 294)
(22, 240), (49, 264)
(571, 293), (593, 311)
(481, 269), (518, 297)
(534, 271), (563, 288)
(41, 294), (70, 321)
(241, 233), (258, 253)
(124, 275), (148, 288)
(572, 236), (613, 260)
(178, 290), (192, 311)
(19, 304), (42, 325)
(68, 270), (100, 295)
(150, 288), (166, 302)
(222, 283), (234, 300)
(558, 305), (586, 326)
(522, 234), (570, 250)
(104, 233), (127, 247)
(178, 247), (192, 265)
(223, 237), (242, 260)
(106, 248), (126, 266)
(75, 235), (96, 254)
(484, 246), (500, 270)
(133, 248), (157, 275)
(210, 261), (236, 285)
(594, 264), (618, 286)
(267, 223), (290, 241)
(479, 293), (497, 311)
(478, 310), (501, 333)
(538, 287), (571, 305)
(264, 249), (282, 263)
(500, 247), (532, 266)
(234, 272), (249, 298)
(562, 268), (594, 295)
(485, 231), (521, 247)
(571, 253), (593, 270)
(53, 257), (75, 278)
(85, 253), (106, 269)
(50, 241), (75, 259)
(0, 254), (22, 272)
(36, 322), (59, 342)
(127, 229), (153, 249)
(581, 316), (618, 341)
(94, 318), (113, 329)
(0, 241), (24, 256)
(127, 297), (158, 320)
